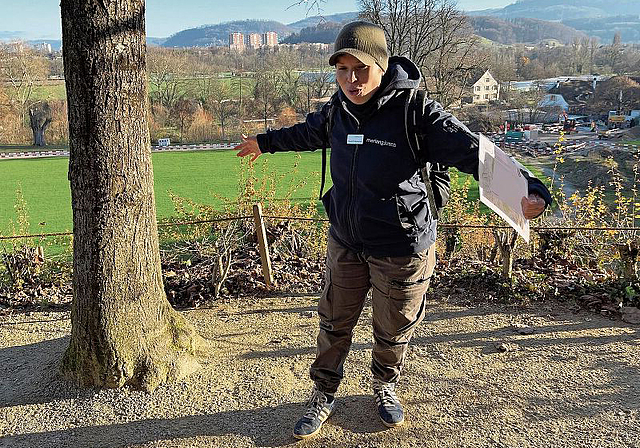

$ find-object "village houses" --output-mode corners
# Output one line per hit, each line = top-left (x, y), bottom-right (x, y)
(472, 70), (500, 104)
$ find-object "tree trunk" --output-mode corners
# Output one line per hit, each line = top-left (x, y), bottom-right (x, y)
(617, 241), (640, 282)
(31, 118), (51, 146)
(60, 0), (208, 391)
(28, 102), (52, 147)
(493, 229), (518, 280)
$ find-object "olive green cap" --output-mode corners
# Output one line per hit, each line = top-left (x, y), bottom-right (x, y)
(329, 21), (389, 72)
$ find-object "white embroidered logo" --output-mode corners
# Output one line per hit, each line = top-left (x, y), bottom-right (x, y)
(365, 138), (397, 148)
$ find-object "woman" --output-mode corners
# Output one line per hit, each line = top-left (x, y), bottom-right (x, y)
(235, 21), (551, 439)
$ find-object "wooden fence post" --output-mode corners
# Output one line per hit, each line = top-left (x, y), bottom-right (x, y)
(253, 203), (274, 287)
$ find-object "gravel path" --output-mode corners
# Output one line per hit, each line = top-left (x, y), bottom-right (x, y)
(1, 295), (639, 448)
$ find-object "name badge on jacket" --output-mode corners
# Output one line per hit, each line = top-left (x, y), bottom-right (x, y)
(346, 134), (364, 145)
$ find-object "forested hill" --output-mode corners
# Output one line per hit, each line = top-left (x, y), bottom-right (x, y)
(285, 16), (588, 46)
(562, 16), (640, 44)
(469, 0), (640, 20)
(161, 13), (358, 48)
(162, 20), (294, 47)
(160, 1), (639, 48)
(282, 21), (344, 44)
(286, 12), (358, 32)
(469, 16), (587, 45)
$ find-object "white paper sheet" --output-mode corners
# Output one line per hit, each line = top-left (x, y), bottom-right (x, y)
(478, 133), (530, 242)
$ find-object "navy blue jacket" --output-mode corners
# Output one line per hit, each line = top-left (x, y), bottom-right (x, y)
(257, 56), (551, 257)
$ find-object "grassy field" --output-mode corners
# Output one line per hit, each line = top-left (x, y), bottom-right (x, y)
(0, 150), (326, 237)
(1, 148), (553, 242)
(30, 82), (67, 101)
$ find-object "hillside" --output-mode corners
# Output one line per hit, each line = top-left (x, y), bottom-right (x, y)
(162, 20), (294, 47)
(469, 16), (587, 45)
(284, 15), (587, 46)
(471, 0), (640, 20)
(467, 0), (640, 42)
(562, 15), (640, 44)
(282, 21), (344, 44)
(157, 0), (640, 48)
(286, 12), (358, 32)
(161, 13), (359, 48)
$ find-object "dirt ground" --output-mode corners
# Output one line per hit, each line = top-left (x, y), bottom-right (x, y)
(0, 293), (639, 448)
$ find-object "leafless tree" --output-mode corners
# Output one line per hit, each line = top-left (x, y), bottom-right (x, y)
(288, 0), (326, 16)
(206, 82), (238, 141)
(261, 49), (303, 111)
(253, 69), (280, 132)
(171, 98), (199, 142)
(147, 47), (189, 108)
(588, 37), (599, 75)
(507, 85), (549, 124)
(0, 43), (49, 123)
(359, 0), (482, 108)
(302, 68), (335, 114)
(424, 3), (480, 108)
(570, 37), (591, 75)
(606, 32), (624, 74)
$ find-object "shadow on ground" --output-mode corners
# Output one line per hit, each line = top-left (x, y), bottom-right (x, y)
(0, 394), (383, 448)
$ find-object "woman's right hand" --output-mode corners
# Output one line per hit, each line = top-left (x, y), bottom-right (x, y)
(235, 134), (262, 162)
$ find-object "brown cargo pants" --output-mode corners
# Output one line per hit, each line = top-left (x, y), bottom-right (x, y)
(310, 233), (436, 394)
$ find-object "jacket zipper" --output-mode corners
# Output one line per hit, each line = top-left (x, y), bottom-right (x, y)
(342, 101), (361, 242)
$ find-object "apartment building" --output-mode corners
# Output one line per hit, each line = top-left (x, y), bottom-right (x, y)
(229, 32), (245, 51)
(229, 32), (278, 50)
(262, 32), (278, 47)
(246, 33), (262, 49)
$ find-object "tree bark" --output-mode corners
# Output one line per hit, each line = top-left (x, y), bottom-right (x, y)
(493, 229), (518, 280)
(60, 0), (208, 391)
(29, 102), (52, 146)
(617, 241), (639, 282)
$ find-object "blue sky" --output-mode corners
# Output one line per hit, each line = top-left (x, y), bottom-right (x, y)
(2, 0), (512, 40)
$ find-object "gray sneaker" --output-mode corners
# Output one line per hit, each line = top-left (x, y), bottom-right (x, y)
(293, 386), (336, 439)
(373, 379), (404, 427)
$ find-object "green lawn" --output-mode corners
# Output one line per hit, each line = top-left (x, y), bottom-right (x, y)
(31, 82), (67, 101)
(0, 149), (326, 237)
(1, 148), (550, 241)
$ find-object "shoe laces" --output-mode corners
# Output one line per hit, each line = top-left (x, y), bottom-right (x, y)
(374, 381), (399, 409)
(304, 387), (329, 419)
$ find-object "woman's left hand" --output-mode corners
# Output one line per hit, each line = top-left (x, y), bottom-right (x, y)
(521, 193), (546, 220)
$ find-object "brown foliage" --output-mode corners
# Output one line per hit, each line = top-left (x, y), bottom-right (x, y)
(592, 76), (640, 112)
(277, 106), (298, 128)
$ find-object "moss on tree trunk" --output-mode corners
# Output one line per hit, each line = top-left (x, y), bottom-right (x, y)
(60, 0), (208, 391)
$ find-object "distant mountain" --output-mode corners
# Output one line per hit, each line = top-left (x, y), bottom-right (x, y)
(0, 31), (24, 40)
(285, 15), (587, 46)
(159, 13), (359, 48)
(469, 16), (587, 45)
(562, 15), (640, 44)
(147, 37), (167, 47)
(466, 0), (640, 43)
(287, 12), (359, 32)
(162, 20), (294, 47)
(467, 0), (640, 21)
(157, 0), (640, 48)
(282, 21), (343, 44)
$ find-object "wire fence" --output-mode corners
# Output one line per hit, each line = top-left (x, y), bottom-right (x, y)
(2, 214), (640, 241)
(3, 206), (640, 302)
